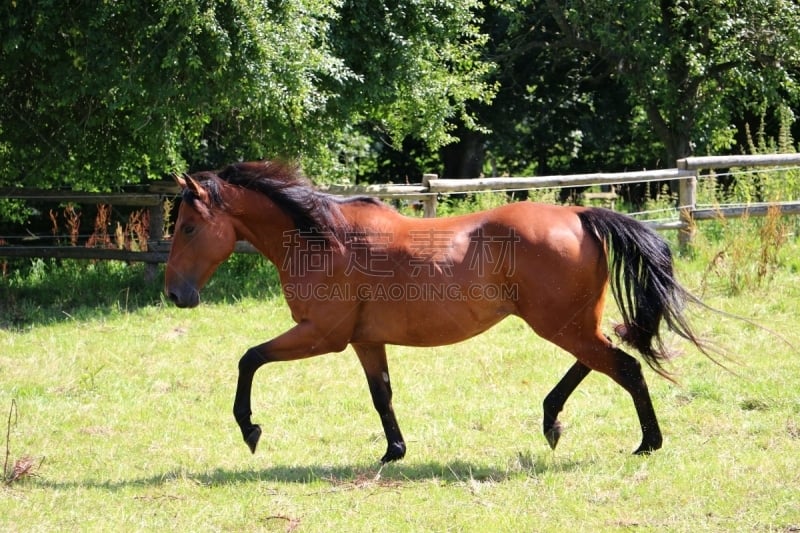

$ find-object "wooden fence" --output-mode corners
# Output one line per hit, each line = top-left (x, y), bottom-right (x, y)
(2, 153), (800, 263)
(0, 188), (170, 263)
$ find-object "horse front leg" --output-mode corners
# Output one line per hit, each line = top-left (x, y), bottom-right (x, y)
(233, 347), (267, 453)
(353, 343), (406, 463)
(232, 321), (349, 454)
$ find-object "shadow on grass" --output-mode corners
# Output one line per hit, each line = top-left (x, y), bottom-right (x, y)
(1, 255), (282, 329)
(32, 455), (585, 492)
(207, 455), (585, 486)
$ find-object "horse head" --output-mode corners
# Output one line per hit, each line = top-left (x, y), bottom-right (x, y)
(165, 173), (238, 308)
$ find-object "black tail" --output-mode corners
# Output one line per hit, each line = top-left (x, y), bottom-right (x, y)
(577, 208), (708, 377)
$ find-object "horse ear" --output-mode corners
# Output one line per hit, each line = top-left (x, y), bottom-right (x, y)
(184, 175), (211, 206)
(173, 173), (188, 189)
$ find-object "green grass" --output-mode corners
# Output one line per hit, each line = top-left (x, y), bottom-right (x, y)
(1, 236), (800, 531)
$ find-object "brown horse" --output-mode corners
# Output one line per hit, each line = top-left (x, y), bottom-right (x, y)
(165, 160), (709, 462)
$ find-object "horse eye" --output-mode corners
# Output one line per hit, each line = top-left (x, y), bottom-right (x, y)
(182, 224), (196, 235)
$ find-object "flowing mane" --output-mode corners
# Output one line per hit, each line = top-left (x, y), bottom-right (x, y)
(184, 160), (383, 239)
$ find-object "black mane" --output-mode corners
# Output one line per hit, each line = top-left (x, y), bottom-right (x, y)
(186, 160), (383, 239)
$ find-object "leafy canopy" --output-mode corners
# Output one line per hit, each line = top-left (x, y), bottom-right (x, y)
(482, 0), (800, 173)
(0, 0), (493, 190)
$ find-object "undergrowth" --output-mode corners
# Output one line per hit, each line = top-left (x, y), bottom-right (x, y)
(0, 254), (281, 329)
(694, 207), (792, 296)
(689, 113), (800, 295)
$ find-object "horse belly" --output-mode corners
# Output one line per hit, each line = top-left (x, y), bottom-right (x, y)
(352, 297), (512, 347)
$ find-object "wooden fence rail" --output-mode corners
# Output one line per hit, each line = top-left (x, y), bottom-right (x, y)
(0, 188), (169, 263)
(2, 153), (800, 263)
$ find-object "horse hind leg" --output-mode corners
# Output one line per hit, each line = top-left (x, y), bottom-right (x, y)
(545, 332), (663, 455)
(542, 361), (591, 450)
(615, 349), (663, 454)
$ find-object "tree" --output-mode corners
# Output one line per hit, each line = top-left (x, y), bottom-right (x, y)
(325, 0), (494, 182)
(474, 2), (663, 177)
(0, 0), (493, 193)
(433, 0), (800, 184)
(540, 0), (800, 163)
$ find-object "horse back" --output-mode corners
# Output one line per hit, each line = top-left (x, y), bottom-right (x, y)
(336, 201), (606, 346)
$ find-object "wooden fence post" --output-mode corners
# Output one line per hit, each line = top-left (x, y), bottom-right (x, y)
(145, 197), (165, 280)
(676, 159), (697, 249)
(148, 201), (164, 250)
(422, 174), (438, 217)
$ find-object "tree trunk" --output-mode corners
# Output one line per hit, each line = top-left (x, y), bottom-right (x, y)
(439, 127), (485, 179)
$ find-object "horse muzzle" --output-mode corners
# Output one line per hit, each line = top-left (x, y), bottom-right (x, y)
(166, 281), (201, 308)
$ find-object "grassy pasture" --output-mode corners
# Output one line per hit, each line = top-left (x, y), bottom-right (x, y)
(1, 243), (800, 531)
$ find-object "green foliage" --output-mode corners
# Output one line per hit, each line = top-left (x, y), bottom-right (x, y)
(694, 210), (790, 296)
(3, 0), (800, 215)
(434, 191), (513, 217)
(732, 105), (800, 203)
(0, 259), (161, 326)
(330, 0), (493, 148)
(199, 253), (282, 303)
(688, 110), (800, 295)
(487, 0), (800, 171)
(0, 199), (35, 225)
(0, 1), (493, 190)
(482, 3), (664, 175)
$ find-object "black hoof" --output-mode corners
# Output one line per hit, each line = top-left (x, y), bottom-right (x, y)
(633, 438), (662, 455)
(544, 420), (563, 450)
(244, 425), (262, 454)
(633, 445), (659, 455)
(380, 441), (406, 463)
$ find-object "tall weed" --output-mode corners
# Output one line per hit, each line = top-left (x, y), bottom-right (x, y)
(733, 104), (799, 204)
(434, 191), (513, 217)
(694, 109), (798, 294)
(698, 208), (788, 296)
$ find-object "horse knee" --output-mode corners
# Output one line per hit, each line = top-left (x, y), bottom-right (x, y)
(239, 348), (267, 374)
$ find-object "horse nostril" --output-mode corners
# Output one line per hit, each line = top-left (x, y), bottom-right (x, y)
(166, 284), (199, 308)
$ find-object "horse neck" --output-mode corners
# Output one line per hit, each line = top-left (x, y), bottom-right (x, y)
(226, 190), (296, 266)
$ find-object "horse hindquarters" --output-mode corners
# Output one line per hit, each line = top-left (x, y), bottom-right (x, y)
(576, 207), (704, 374)
(524, 207), (681, 453)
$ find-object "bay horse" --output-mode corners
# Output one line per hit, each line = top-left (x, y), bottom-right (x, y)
(165, 160), (709, 462)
